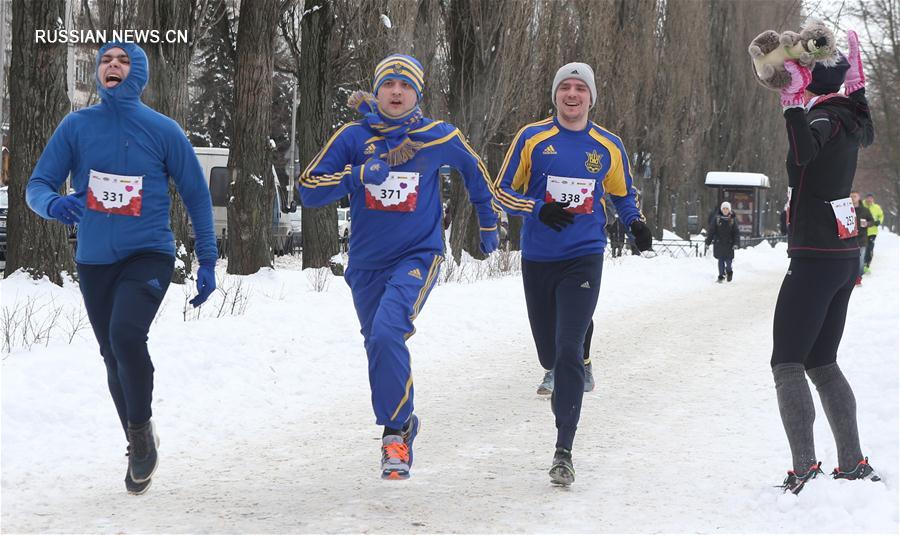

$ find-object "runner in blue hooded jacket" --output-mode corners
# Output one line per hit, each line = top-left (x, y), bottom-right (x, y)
(26, 42), (217, 495)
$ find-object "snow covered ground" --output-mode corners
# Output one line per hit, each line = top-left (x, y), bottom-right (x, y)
(2, 234), (898, 533)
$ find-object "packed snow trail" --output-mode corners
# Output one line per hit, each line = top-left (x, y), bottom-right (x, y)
(2, 238), (897, 532)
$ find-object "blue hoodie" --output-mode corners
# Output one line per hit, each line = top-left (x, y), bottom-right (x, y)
(26, 42), (216, 265)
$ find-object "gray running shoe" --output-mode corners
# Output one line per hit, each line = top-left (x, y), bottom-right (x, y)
(584, 363), (595, 392)
(537, 370), (554, 395)
(549, 447), (575, 486)
(381, 435), (411, 480)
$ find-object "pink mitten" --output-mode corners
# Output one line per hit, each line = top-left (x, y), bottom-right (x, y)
(845, 30), (865, 94)
(780, 61), (812, 109)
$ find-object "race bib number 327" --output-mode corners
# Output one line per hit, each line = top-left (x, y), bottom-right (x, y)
(545, 175), (596, 214)
(364, 172), (420, 212)
(87, 169), (143, 216)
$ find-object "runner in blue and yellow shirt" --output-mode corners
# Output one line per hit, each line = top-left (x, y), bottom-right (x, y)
(494, 62), (652, 486)
(299, 54), (499, 481)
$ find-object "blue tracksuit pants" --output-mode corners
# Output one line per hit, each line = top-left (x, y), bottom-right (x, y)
(77, 252), (174, 433)
(522, 254), (603, 450)
(344, 252), (444, 429)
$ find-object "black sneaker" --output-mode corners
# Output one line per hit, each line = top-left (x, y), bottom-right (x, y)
(124, 448), (152, 495)
(127, 420), (159, 484)
(726, 270), (733, 282)
(716, 275), (725, 283)
(778, 462), (823, 494)
(549, 447), (575, 486)
(832, 457), (881, 482)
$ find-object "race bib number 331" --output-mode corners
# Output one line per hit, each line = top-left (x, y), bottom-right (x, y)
(545, 175), (596, 214)
(87, 169), (143, 216)
(364, 172), (420, 212)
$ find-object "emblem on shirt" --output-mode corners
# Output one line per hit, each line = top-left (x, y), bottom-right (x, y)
(585, 150), (602, 174)
(543, 144), (557, 155)
(364, 143), (376, 155)
(408, 268), (423, 280)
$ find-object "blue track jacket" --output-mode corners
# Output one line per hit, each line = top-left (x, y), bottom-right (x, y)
(300, 118), (498, 270)
(494, 116), (641, 261)
(26, 42), (216, 265)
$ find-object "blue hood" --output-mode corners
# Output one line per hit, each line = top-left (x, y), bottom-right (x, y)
(95, 41), (148, 103)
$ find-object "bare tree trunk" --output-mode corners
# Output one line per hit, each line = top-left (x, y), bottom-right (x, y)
(446, 0), (535, 262)
(5, 0), (75, 284)
(139, 0), (207, 283)
(297, 0), (339, 269)
(226, 0), (277, 275)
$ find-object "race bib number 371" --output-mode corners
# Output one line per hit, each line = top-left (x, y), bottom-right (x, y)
(87, 169), (143, 216)
(365, 172), (420, 212)
(545, 175), (596, 214)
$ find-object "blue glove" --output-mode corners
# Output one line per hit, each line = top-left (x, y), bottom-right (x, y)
(48, 193), (85, 225)
(359, 158), (390, 187)
(189, 262), (216, 307)
(479, 227), (499, 254)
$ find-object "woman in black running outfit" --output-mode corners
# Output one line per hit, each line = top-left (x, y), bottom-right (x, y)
(771, 31), (881, 495)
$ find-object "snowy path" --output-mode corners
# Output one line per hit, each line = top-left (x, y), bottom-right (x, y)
(2, 238), (898, 533)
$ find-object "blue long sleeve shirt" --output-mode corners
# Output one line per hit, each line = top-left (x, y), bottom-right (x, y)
(300, 118), (498, 270)
(494, 116), (641, 261)
(26, 42), (217, 265)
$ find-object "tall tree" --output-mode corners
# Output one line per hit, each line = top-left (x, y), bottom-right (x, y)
(187, 0), (235, 148)
(226, 0), (278, 274)
(5, 0), (75, 284)
(290, 0), (340, 269)
(445, 0), (537, 262)
(140, 0), (208, 282)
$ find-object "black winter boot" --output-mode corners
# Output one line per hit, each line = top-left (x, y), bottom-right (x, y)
(127, 420), (159, 484)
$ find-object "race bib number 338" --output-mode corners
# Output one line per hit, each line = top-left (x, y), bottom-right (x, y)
(365, 172), (420, 212)
(87, 169), (143, 216)
(545, 175), (596, 214)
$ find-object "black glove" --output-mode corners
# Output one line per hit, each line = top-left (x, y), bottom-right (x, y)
(630, 220), (652, 251)
(538, 201), (574, 232)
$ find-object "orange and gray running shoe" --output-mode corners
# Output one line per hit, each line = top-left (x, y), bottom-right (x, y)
(381, 435), (411, 480)
(401, 414), (420, 468)
(832, 457), (881, 482)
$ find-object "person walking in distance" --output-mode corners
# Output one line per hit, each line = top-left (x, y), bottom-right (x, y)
(862, 192), (883, 270)
(705, 201), (740, 282)
(850, 191), (873, 285)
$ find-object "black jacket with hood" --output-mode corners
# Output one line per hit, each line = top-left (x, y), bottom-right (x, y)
(783, 89), (874, 259)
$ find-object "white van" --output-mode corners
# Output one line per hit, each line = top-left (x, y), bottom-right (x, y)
(193, 147), (295, 255)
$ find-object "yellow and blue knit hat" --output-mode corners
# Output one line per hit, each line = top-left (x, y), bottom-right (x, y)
(373, 54), (425, 100)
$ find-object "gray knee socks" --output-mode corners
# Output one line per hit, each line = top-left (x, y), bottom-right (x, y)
(773, 363), (818, 473)
(807, 363), (864, 472)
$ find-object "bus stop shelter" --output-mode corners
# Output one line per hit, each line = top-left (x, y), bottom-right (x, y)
(705, 171), (770, 237)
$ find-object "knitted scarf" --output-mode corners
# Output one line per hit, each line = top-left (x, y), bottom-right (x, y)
(348, 90), (424, 166)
